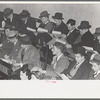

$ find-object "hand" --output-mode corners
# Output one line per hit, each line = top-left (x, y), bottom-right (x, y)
(60, 74), (70, 80)
(62, 34), (66, 38)
(31, 66), (39, 72)
(0, 44), (2, 47)
(66, 44), (72, 48)
(38, 68), (46, 73)
(31, 74), (39, 80)
(4, 55), (9, 59)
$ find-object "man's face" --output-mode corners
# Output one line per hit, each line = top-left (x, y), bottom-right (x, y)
(97, 35), (100, 40)
(75, 53), (84, 63)
(7, 13), (13, 19)
(54, 19), (62, 26)
(5, 28), (10, 36)
(67, 24), (74, 31)
(51, 46), (59, 55)
(40, 17), (47, 24)
(91, 62), (100, 72)
(80, 29), (87, 35)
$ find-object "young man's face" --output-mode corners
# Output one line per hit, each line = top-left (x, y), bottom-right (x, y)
(91, 62), (100, 72)
(5, 28), (10, 36)
(51, 46), (59, 55)
(75, 53), (84, 63)
(67, 24), (74, 31)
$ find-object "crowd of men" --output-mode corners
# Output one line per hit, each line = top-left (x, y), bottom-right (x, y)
(0, 7), (100, 80)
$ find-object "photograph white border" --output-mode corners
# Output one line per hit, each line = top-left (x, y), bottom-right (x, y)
(0, 1), (100, 98)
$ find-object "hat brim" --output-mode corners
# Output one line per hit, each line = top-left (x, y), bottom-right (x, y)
(8, 34), (18, 39)
(39, 14), (50, 18)
(78, 25), (91, 29)
(52, 16), (64, 20)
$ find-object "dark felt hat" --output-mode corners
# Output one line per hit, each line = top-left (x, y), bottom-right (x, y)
(52, 12), (64, 20)
(78, 21), (91, 29)
(21, 36), (31, 45)
(3, 8), (13, 17)
(39, 11), (50, 18)
(19, 10), (30, 18)
(94, 27), (100, 37)
(5, 25), (17, 31)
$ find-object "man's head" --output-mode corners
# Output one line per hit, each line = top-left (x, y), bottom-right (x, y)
(74, 47), (86, 63)
(3, 8), (13, 19)
(21, 36), (31, 49)
(66, 19), (76, 31)
(19, 10), (30, 22)
(90, 54), (100, 72)
(5, 25), (18, 42)
(51, 42), (65, 56)
(78, 21), (91, 35)
(39, 11), (50, 24)
(52, 12), (63, 26)
(94, 27), (100, 40)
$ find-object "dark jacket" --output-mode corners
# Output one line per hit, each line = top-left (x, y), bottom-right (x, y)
(62, 59), (91, 80)
(19, 16), (37, 46)
(93, 38), (100, 54)
(37, 21), (53, 45)
(81, 30), (94, 47)
(53, 21), (68, 36)
(66, 28), (80, 45)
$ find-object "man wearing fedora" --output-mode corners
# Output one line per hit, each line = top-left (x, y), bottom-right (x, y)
(93, 27), (100, 54)
(1, 8), (21, 31)
(76, 20), (94, 48)
(52, 12), (68, 37)
(37, 10), (53, 45)
(36, 11), (54, 68)
(19, 10), (37, 47)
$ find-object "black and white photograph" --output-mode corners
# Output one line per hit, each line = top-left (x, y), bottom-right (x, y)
(0, 1), (100, 98)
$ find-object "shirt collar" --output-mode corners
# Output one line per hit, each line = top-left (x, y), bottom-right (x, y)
(57, 53), (63, 61)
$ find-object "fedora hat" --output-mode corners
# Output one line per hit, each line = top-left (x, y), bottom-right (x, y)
(3, 8), (13, 18)
(94, 27), (100, 37)
(78, 21), (91, 29)
(19, 10), (30, 18)
(5, 25), (17, 31)
(39, 11), (50, 18)
(52, 12), (64, 20)
(21, 36), (31, 45)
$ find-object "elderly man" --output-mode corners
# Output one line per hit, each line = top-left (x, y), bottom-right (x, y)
(77, 21), (94, 47)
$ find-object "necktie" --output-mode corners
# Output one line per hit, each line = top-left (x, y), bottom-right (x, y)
(21, 49), (25, 61)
